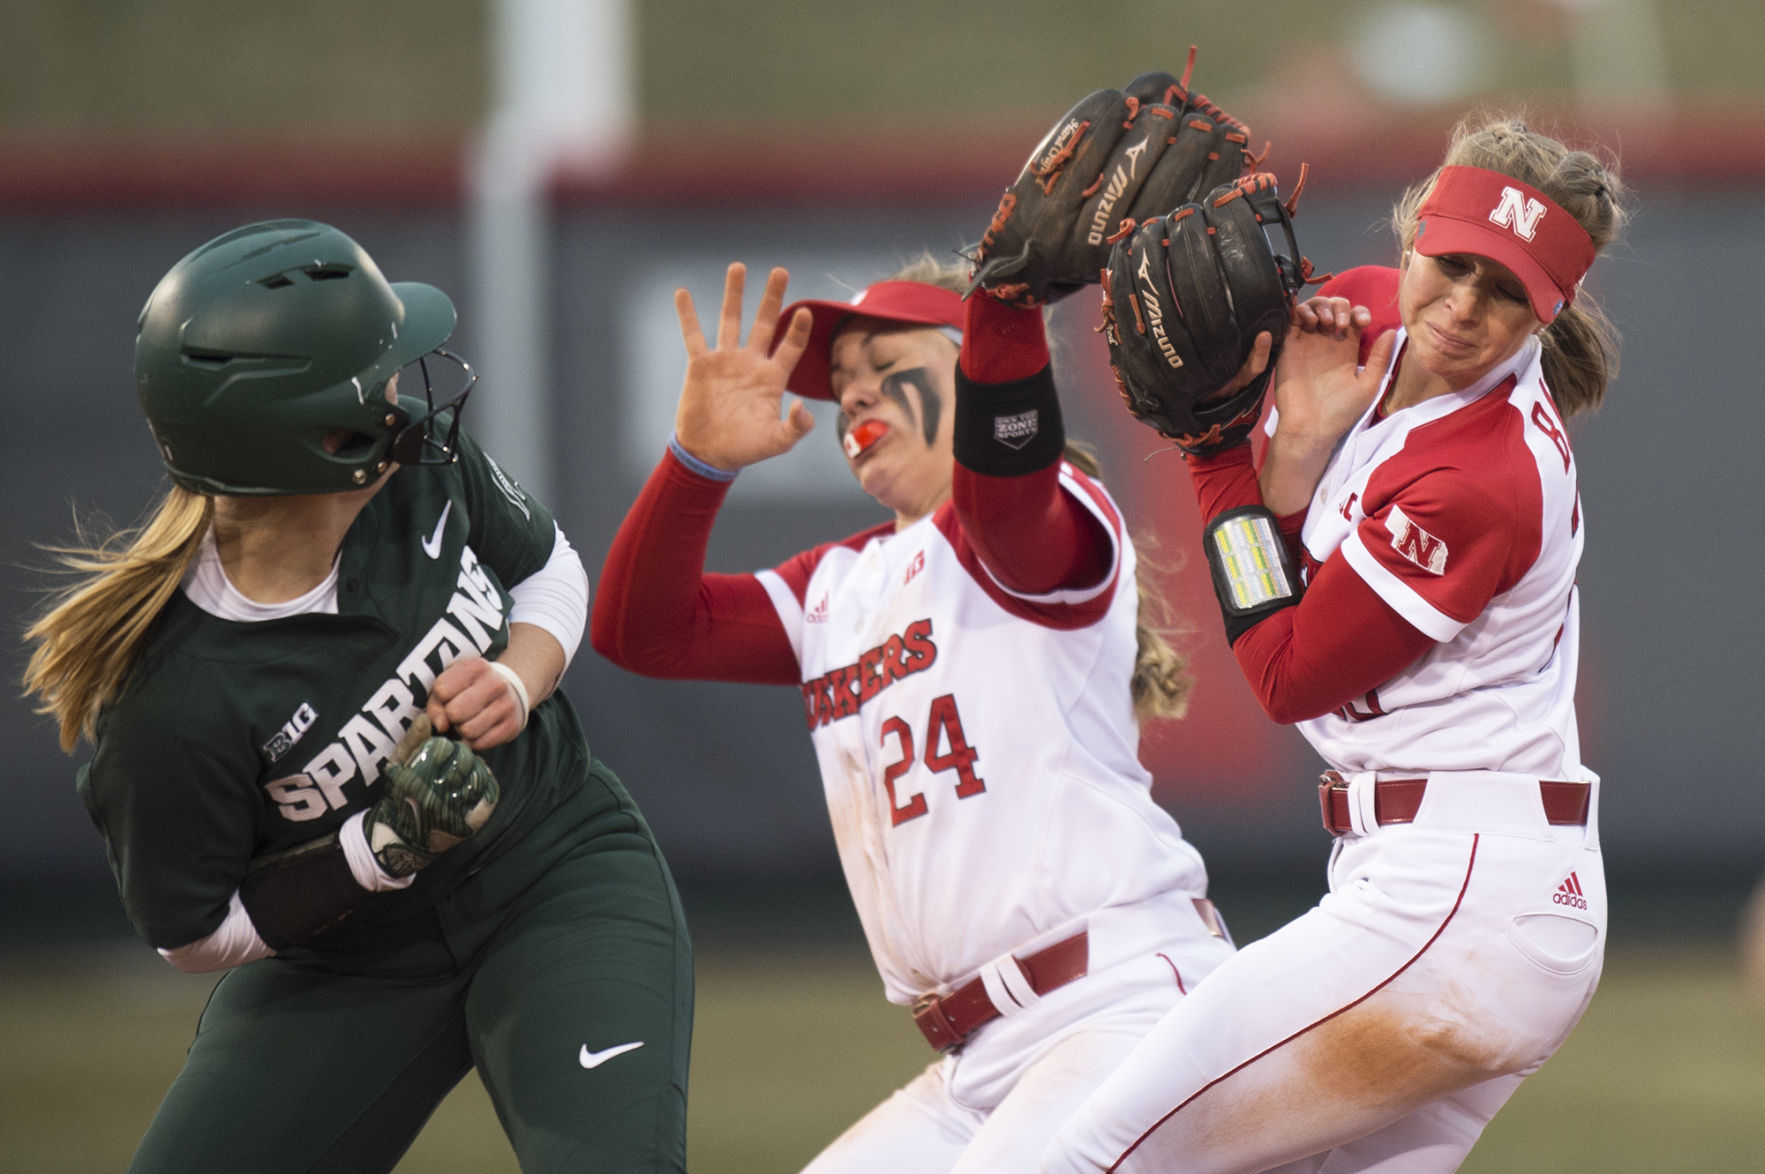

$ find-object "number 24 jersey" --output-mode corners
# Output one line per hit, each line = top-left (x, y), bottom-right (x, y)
(756, 461), (1209, 1005)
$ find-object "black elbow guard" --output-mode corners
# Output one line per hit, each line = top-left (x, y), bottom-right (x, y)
(238, 832), (368, 950)
(1204, 506), (1303, 646)
(952, 364), (1066, 477)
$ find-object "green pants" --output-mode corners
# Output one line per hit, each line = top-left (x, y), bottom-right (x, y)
(130, 767), (692, 1173)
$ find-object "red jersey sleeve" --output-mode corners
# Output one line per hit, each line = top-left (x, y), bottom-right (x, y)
(589, 450), (802, 684)
(951, 292), (1111, 594)
(1337, 378), (1542, 641)
(1184, 441), (1436, 721)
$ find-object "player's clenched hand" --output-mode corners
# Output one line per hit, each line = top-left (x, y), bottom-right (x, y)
(672, 263), (815, 471)
(427, 656), (525, 749)
(1259, 297), (1397, 514)
(366, 715), (501, 877)
(1273, 296), (1389, 442)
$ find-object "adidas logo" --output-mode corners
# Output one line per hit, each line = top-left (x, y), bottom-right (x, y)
(1552, 871), (1588, 911)
(806, 595), (829, 624)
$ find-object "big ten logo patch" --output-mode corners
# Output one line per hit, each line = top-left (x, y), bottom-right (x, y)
(262, 702), (319, 763)
(903, 549), (926, 587)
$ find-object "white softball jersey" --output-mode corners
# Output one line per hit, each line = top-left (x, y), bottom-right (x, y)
(755, 462), (1211, 1006)
(1293, 329), (1592, 783)
(1041, 321), (1610, 1174)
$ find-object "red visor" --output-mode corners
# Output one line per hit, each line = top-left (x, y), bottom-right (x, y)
(775, 281), (965, 401)
(1413, 166), (1595, 324)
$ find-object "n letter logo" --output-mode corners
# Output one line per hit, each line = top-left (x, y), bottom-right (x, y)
(1387, 505), (1448, 575)
(1489, 187), (1547, 241)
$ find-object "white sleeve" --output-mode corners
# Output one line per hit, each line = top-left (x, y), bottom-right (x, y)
(508, 523), (590, 670)
(157, 812), (411, 974)
(157, 892), (273, 973)
(339, 809), (416, 892)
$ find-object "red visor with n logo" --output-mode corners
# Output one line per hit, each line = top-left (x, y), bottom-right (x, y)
(1413, 166), (1596, 324)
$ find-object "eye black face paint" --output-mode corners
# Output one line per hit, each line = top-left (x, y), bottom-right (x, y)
(881, 367), (940, 446)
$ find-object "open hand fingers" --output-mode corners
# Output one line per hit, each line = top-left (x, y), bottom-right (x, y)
(675, 287), (707, 357)
(746, 266), (793, 355)
(717, 262), (747, 351)
(772, 305), (813, 378)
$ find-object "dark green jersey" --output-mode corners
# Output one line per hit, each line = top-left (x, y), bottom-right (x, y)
(78, 428), (587, 951)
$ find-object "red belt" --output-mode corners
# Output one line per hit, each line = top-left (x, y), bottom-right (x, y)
(912, 930), (1088, 1053)
(1318, 771), (1591, 836)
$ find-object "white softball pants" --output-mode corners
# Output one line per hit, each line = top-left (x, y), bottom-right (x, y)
(1039, 770), (1606, 1174)
(798, 891), (1238, 1174)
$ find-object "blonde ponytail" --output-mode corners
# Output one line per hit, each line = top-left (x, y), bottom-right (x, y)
(22, 487), (212, 751)
(1061, 441), (1193, 723)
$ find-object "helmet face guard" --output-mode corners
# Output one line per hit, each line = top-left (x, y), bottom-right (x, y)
(135, 219), (470, 495)
(390, 348), (476, 469)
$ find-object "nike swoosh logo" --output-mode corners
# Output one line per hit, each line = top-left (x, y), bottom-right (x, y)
(579, 1041), (644, 1069)
(420, 501), (453, 560)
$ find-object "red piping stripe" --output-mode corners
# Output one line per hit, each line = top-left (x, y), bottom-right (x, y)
(1108, 834), (1482, 1171)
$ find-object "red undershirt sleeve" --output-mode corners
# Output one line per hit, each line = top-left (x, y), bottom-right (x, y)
(1230, 556), (1438, 723)
(589, 451), (801, 684)
(951, 294), (1111, 594)
(1184, 446), (1437, 722)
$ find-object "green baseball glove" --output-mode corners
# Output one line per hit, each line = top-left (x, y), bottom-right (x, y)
(365, 714), (501, 877)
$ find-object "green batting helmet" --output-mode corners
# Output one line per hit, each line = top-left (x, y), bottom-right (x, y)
(134, 219), (469, 495)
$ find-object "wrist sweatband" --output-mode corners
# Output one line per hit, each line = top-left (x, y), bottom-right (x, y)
(668, 432), (739, 483)
(488, 660), (531, 730)
(952, 364), (1066, 477)
(1204, 505), (1303, 646)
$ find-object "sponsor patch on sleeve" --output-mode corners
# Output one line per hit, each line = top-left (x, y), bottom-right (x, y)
(1387, 504), (1448, 574)
(992, 408), (1040, 450)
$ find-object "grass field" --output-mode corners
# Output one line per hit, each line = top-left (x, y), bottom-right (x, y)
(3, 930), (1762, 1172)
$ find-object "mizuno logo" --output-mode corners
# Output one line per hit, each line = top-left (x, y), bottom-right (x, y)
(1136, 251), (1181, 369)
(579, 1041), (644, 1069)
(1087, 139), (1149, 245)
(421, 501), (453, 560)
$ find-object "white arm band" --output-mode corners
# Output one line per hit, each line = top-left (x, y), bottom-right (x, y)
(158, 811), (412, 974)
(508, 524), (589, 671)
(487, 660), (532, 730)
(157, 892), (273, 973)
(339, 809), (417, 893)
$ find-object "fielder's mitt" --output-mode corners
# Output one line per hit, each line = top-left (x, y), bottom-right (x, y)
(970, 53), (1256, 308)
(1101, 171), (1312, 456)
